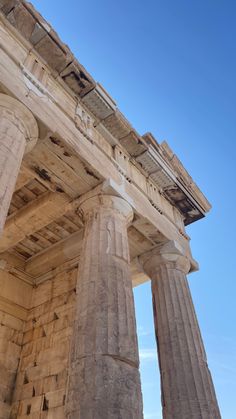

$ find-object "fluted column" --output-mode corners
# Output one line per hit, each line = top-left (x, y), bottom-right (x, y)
(141, 241), (221, 419)
(0, 94), (38, 234)
(66, 193), (143, 419)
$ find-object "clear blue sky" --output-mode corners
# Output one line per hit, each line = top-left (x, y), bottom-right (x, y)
(31, 1), (236, 417)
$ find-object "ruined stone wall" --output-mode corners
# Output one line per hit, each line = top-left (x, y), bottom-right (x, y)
(0, 309), (24, 419)
(11, 267), (78, 418)
(0, 272), (32, 419)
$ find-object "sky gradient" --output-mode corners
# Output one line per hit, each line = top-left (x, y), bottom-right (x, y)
(30, 1), (236, 417)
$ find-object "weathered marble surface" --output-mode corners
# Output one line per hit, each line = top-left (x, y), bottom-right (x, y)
(0, 94), (38, 235)
(66, 194), (143, 418)
(142, 242), (221, 419)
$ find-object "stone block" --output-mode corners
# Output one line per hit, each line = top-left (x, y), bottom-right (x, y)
(31, 282), (53, 308)
(0, 401), (11, 419)
(18, 394), (43, 415)
(0, 311), (23, 331)
(44, 389), (65, 409)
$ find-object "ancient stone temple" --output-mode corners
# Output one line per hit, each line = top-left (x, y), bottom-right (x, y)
(0, 1), (221, 418)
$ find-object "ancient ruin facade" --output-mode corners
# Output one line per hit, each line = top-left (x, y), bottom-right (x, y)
(0, 1), (221, 418)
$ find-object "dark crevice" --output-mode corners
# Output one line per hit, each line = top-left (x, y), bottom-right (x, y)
(34, 166), (51, 182)
(42, 396), (49, 411)
(23, 373), (29, 385)
(84, 166), (100, 181)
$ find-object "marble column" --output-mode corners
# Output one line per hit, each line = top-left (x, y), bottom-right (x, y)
(0, 94), (38, 235)
(141, 241), (221, 419)
(66, 193), (143, 419)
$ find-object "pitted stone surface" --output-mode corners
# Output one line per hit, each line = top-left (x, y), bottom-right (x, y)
(66, 194), (143, 418)
(10, 269), (77, 419)
(142, 243), (221, 419)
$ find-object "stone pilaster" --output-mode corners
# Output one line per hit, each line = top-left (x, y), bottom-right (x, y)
(0, 94), (38, 235)
(141, 241), (221, 419)
(66, 194), (143, 419)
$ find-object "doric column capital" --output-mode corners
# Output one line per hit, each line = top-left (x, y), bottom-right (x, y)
(0, 93), (38, 153)
(140, 240), (191, 276)
(79, 193), (133, 224)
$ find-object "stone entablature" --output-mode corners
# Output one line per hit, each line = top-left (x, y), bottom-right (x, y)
(0, 1), (210, 229)
(0, 8), (198, 273)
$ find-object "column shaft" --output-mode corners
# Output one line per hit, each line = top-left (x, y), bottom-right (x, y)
(142, 244), (221, 419)
(0, 95), (37, 416)
(66, 195), (143, 419)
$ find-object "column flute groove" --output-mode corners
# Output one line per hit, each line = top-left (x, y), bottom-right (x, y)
(168, 268), (191, 414)
(157, 265), (179, 406)
(172, 268), (200, 416)
(178, 274), (208, 408)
